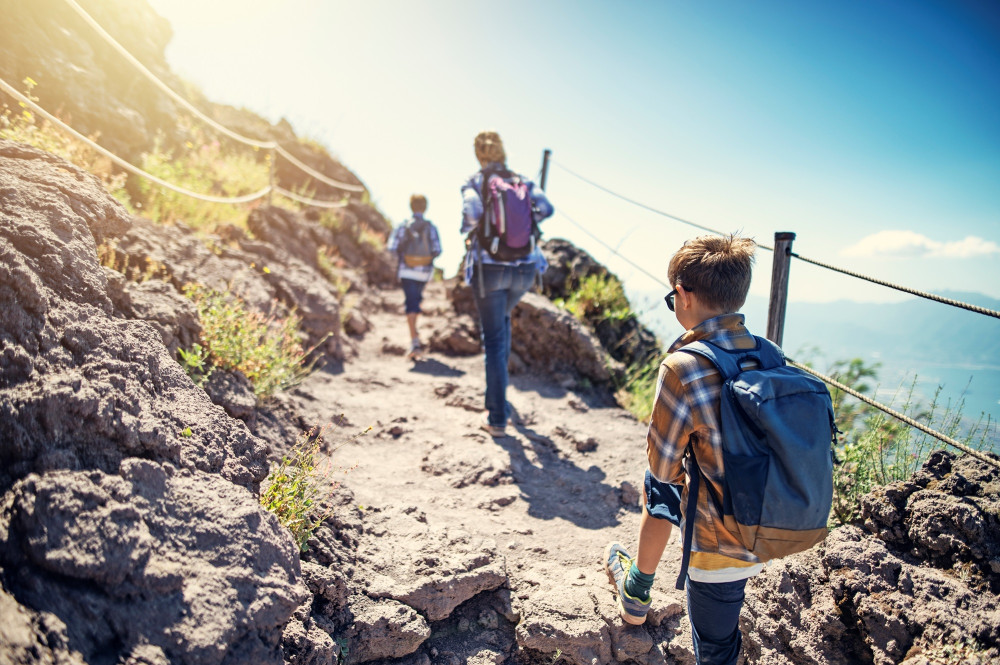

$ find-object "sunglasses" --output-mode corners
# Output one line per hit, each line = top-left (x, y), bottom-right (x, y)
(664, 285), (694, 312)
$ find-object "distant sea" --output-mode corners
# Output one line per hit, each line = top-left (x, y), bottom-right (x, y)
(630, 289), (1000, 455)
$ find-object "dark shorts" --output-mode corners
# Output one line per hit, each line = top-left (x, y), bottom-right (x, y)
(644, 469), (683, 526)
(401, 278), (426, 314)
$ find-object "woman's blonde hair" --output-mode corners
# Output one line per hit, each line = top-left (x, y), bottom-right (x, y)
(667, 234), (757, 313)
(474, 131), (506, 165)
(410, 194), (427, 214)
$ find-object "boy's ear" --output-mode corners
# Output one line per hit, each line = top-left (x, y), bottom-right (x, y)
(676, 285), (695, 311)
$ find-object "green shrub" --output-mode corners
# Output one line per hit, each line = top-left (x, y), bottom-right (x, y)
(826, 358), (995, 525)
(559, 273), (632, 323)
(615, 351), (662, 422)
(137, 118), (269, 231)
(260, 424), (368, 552)
(182, 285), (311, 398)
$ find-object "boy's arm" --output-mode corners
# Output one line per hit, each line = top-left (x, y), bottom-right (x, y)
(646, 361), (693, 484)
(430, 224), (443, 258)
(386, 225), (402, 253)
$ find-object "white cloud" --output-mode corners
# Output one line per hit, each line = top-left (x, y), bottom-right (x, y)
(841, 230), (1000, 259)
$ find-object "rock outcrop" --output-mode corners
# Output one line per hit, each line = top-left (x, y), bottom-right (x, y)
(745, 450), (1000, 665)
(0, 139), (305, 664)
(449, 282), (623, 387)
(540, 239), (662, 370)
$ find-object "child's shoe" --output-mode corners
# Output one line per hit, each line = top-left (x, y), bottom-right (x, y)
(407, 339), (423, 360)
(604, 542), (651, 625)
(479, 414), (506, 438)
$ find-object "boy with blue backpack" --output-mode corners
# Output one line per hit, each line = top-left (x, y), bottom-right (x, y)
(387, 194), (441, 359)
(604, 234), (834, 665)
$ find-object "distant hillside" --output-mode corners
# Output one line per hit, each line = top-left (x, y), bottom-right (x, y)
(635, 288), (1000, 427)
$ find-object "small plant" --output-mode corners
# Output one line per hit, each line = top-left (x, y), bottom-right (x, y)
(183, 284), (313, 399)
(260, 424), (368, 552)
(826, 358), (995, 525)
(357, 224), (387, 251)
(615, 351), (663, 422)
(559, 273), (633, 324)
(260, 427), (331, 552)
(97, 239), (169, 283)
(137, 117), (269, 231)
(335, 637), (350, 664)
(177, 343), (212, 386)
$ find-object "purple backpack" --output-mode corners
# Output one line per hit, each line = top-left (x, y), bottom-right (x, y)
(477, 167), (537, 261)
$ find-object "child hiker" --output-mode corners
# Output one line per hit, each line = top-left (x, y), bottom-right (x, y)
(605, 234), (761, 665)
(386, 194), (441, 359)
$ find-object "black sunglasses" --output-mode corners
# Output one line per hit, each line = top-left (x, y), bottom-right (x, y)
(664, 286), (693, 312)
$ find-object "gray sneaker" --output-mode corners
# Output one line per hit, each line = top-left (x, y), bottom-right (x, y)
(604, 542), (651, 625)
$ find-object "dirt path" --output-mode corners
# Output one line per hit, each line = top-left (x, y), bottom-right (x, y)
(285, 280), (693, 661)
(299, 279), (658, 560)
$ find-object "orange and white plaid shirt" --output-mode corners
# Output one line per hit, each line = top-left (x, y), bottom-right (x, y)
(647, 313), (765, 583)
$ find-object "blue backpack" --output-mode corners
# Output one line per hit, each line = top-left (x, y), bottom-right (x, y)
(674, 336), (835, 588)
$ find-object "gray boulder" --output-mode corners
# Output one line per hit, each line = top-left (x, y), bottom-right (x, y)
(0, 461), (306, 665)
(0, 140), (303, 663)
(744, 451), (1000, 664)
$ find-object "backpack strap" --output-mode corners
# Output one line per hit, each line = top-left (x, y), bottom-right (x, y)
(675, 450), (701, 590)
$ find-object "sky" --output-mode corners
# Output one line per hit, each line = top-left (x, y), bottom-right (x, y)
(142, 0), (1000, 311)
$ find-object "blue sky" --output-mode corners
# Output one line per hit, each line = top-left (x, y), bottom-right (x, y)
(145, 0), (1000, 311)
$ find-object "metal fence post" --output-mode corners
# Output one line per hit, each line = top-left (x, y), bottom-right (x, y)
(766, 232), (795, 346)
(540, 149), (551, 190)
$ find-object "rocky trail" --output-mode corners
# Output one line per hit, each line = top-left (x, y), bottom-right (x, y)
(281, 278), (695, 664)
(2, 139), (999, 665)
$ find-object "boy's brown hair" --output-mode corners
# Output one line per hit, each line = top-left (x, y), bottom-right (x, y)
(410, 194), (428, 214)
(668, 234), (756, 313)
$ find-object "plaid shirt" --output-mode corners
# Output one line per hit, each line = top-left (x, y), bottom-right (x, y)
(647, 313), (765, 582)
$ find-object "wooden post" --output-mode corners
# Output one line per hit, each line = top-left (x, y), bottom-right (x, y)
(539, 149), (552, 190)
(766, 232), (795, 346)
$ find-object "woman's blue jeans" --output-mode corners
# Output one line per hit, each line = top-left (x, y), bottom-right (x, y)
(472, 262), (537, 427)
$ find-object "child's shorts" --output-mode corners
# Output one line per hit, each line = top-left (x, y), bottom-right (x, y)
(644, 469), (683, 526)
(401, 278), (426, 314)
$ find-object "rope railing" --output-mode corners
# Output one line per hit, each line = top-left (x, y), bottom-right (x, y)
(790, 360), (1000, 469)
(789, 251), (1000, 320)
(556, 209), (670, 288)
(0, 76), (273, 204)
(273, 146), (365, 193)
(556, 160), (1000, 321)
(274, 185), (348, 209)
(553, 161), (775, 251)
(62, 0), (365, 194)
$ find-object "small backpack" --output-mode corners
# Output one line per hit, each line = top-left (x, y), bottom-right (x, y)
(673, 336), (836, 588)
(476, 167), (538, 261)
(399, 218), (434, 268)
